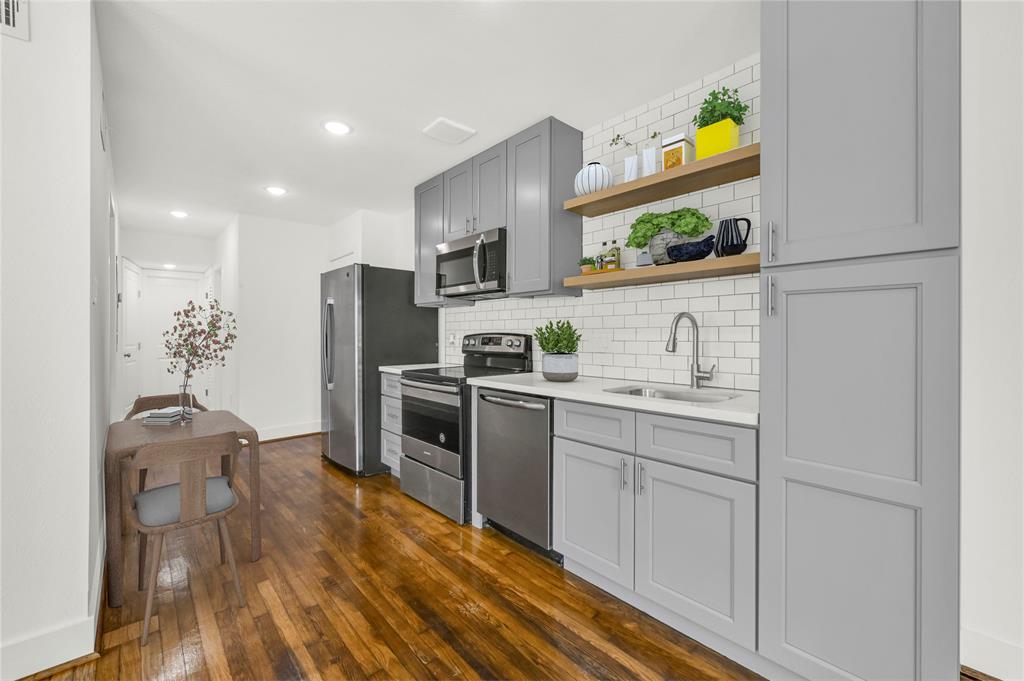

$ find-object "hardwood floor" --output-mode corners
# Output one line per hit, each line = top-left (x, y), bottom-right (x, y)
(43, 435), (762, 680)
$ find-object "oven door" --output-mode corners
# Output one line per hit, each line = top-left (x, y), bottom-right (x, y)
(436, 228), (506, 297)
(399, 379), (463, 478)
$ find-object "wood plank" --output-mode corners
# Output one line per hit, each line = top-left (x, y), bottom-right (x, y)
(564, 144), (760, 217)
(563, 252), (760, 290)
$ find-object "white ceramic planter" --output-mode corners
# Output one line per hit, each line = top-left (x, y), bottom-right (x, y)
(574, 162), (613, 196)
(542, 353), (578, 382)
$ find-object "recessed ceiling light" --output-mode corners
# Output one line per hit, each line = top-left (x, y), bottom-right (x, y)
(169, 210), (188, 219)
(265, 186), (287, 196)
(323, 121), (351, 136)
(163, 263), (177, 270)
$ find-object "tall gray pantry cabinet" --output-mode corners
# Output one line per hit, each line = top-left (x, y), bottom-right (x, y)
(759, 2), (960, 679)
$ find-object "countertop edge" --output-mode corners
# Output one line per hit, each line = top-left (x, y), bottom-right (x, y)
(379, 363), (449, 375)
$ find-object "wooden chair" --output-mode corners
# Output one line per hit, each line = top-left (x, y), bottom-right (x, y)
(123, 393), (209, 421)
(122, 432), (246, 644)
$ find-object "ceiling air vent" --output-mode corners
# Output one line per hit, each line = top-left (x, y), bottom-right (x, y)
(2, 0), (29, 41)
(422, 117), (476, 145)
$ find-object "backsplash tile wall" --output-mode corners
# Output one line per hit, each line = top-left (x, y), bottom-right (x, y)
(441, 53), (761, 391)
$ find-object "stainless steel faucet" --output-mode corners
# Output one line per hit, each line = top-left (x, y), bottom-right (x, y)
(665, 312), (716, 389)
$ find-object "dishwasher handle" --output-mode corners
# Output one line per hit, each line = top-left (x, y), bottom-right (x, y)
(480, 394), (547, 411)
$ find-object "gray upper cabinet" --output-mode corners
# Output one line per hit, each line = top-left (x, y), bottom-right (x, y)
(634, 459), (756, 650)
(413, 174), (445, 306)
(553, 437), (635, 590)
(444, 159), (473, 239)
(761, 0), (959, 267)
(507, 118), (582, 297)
(472, 141), (507, 233)
(758, 253), (959, 679)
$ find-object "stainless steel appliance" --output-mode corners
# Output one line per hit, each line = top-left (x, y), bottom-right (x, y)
(435, 228), (507, 299)
(321, 264), (438, 474)
(476, 388), (553, 550)
(399, 332), (532, 522)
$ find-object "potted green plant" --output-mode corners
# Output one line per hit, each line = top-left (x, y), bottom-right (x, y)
(692, 87), (750, 159)
(625, 208), (712, 265)
(578, 256), (596, 274)
(534, 320), (582, 382)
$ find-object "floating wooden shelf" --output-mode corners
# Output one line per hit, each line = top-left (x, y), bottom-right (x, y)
(564, 144), (760, 218)
(563, 253), (760, 290)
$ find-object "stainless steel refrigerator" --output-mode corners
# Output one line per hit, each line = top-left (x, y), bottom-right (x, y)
(321, 264), (438, 474)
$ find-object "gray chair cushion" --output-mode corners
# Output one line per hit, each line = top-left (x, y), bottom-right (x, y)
(134, 476), (236, 527)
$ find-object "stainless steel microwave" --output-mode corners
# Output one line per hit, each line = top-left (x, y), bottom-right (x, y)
(436, 228), (507, 299)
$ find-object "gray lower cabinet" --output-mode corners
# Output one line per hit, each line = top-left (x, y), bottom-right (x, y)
(443, 159), (473, 239)
(553, 400), (635, 453)
(380, 429), (402, 472)
(761, 0), (959, 267)
(380, 372), (402, 399)
(635, 459), (756, 650)
(506, 117), (582, 297)
(381, 395), (402, 436)
(759, 253), (959, 679)
(636, 412), (757, 482)
(380, 371), (404, 474)
(473, 141), (506, 233)
(553, 437), (635, 589)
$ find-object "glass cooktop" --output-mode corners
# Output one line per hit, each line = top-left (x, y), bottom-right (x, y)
(401, 365), (528, 385)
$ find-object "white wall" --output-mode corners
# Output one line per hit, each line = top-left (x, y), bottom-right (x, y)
(328, 208), (415, 271)
(215, 217), (240, 413)
(442, 54), (761, 392)
(231, 214), (330, 440)
(0, 2), (113, 677)
(960, 2), (1024, 678)
(120, 228), (216, 272)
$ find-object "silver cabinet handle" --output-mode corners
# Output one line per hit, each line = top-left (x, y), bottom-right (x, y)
(480, 394), (546, 410)
(638, 462), (646, 495)
(621, 458), (628, 490)
(471, 235), (485, 290)
(399, 378), (460, 394)
(767, 275), (776, 317)
(767, 220), (776, 263)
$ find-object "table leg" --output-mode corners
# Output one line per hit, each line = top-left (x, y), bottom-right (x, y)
(105, 455), (124, 607)
(249, 439), (261, 561)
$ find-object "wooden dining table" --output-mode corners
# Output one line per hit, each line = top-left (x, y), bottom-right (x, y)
(104, 410), (260, 608)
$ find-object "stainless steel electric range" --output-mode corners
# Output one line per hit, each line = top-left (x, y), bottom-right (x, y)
(398, 332), (532, 523)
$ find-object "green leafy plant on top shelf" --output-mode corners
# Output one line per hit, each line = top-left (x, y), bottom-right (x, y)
(578, 256), (596, 266)
(534, 320), (582, 355)
(692, 87), (750, 128)
(625, 208), (712, 249)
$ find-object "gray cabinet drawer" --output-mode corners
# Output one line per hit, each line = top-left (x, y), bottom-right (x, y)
(554, 400), (636, 453)
(381, 395), (402, 434)
(380, 372), (402, 399)
(381, 429), (402, 472)
(636, 413), (757, 482)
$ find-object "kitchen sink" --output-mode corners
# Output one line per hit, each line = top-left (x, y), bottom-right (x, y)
(604, 384), (740, 403)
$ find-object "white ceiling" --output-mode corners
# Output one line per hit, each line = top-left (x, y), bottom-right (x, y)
(96, 1), (759, 238)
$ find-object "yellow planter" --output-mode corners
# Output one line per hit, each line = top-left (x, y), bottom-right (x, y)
(695, 118), (740, 160)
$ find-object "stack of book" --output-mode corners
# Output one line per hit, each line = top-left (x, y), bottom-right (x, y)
(143, 406), (186, 426)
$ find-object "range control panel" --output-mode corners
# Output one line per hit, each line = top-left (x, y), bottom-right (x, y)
(462, 333), (532, 354)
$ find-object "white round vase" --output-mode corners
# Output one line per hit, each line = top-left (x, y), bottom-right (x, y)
(542, 353), (579, 382)
(574, 162), (613, 196)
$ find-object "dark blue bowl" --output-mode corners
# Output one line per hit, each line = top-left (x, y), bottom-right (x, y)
(666, 235), (716, 263)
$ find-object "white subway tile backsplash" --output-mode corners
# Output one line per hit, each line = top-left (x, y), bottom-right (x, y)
(440, 54), (761, 391)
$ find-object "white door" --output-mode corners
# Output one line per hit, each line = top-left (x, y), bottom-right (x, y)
(140, 270), (202, 398)
(115, 258), (142, 418)
(553, 437), (635, 589)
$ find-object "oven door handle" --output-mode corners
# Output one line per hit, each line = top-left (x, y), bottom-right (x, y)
(471, 235), (485, 290)
(399, 378), (460, 395)
(480, 394), (547, 411)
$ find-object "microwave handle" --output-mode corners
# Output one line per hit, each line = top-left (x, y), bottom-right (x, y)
(472, 235), (485, 290)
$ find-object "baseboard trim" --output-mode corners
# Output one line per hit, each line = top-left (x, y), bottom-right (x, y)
(260, 430), (320, 445)
(962, 627), (1021, 681)
(256, 421), (321, 442)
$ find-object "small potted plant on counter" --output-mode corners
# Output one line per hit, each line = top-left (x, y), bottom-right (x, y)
(692, 86), (749, 160)
(535, 320), (582, 382)
(578, 256), (596, 274)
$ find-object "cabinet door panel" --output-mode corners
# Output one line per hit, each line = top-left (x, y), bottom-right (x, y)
(636, 412), (757, 481)
(444, 159), (473, 239)
(759, 254), (959, 679)
(762, 0), (959, 266)
(413, 174), (445, 306)
(506, 120), (551, 294)
(553, 437), (634, 589)
(473, 141), (506, 232)
(554, 400), (635, 453)
(635, 459), (756, 650)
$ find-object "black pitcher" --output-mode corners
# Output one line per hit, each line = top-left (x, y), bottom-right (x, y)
(714, 217), (752, 257)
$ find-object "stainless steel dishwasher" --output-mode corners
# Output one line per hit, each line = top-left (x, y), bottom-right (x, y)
(476, 388), (553, 550)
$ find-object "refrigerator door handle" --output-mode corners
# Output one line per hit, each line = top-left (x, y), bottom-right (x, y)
(324, 297), (335, 390)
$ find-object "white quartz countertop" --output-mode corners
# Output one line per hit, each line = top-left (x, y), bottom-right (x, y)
(378, 363), (450, 375)
(467, 372), (759, 426)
